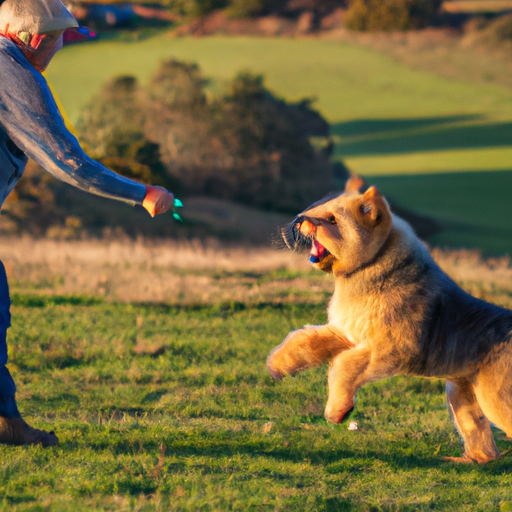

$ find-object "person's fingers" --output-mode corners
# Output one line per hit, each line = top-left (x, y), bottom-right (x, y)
(143, 186), (175, 217)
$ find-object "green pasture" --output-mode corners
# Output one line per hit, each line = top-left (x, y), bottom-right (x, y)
(46, 35), (512, 254)
(3, 292), (512, 511)
(47, 35), (512, 125)
(370, 171), (512, 255)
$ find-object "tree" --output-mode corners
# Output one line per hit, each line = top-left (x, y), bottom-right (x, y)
(345, 0), (441, 31)
(78, 75), (179, 192)
(78, 60), (341, 213)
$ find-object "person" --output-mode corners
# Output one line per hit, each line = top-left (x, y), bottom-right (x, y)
(0, 0), (176, 446)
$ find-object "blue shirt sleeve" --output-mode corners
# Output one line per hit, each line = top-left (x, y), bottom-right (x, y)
(0, 38), (147, 206)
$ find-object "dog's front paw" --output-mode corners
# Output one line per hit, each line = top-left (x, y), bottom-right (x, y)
(324, 402), (355, 424)
(266, 355), (285, 381)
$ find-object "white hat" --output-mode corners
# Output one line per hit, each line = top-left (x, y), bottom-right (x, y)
(0, 0), (78, 35)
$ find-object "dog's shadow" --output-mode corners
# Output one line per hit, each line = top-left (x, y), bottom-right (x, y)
(82, 424), (512, 474)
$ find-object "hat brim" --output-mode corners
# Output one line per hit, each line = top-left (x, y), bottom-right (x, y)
(63, 25), (96, 44)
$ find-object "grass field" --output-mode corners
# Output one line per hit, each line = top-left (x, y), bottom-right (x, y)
(45, 34), (512, 255)
(5, 298), (512, 511)
(7, 31), (512, 511)
(2, 238), (512, 511)
(48, 35), (512, 125)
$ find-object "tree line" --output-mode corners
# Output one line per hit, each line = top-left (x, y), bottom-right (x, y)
(77, 59), (340, 214)
(1, 59), (344, 237)
(164, 0), (442, 31)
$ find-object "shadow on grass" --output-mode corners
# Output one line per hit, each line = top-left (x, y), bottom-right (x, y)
(332, 115), (512, 156)
(81, 428), (457, 471)
(11, 293), (103, 308)
(333, 115), (481, 138)
(367, 170), (512, 255)
(87, 434), (512, 475)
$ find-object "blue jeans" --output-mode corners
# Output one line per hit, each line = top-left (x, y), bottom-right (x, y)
(0, 261), (20, 418)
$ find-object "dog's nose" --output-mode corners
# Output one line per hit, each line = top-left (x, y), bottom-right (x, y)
(297, 216), (317, 236)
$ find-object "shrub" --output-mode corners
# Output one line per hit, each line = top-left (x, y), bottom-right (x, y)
(210, 72), (334, 211)
(77, 75), (179, 193)
(345, 0), (441, 32)
(148, 60), (206, 110)
(478, 13), (512, 45)
(165, 0), (228, 18)
(78, 60), (341, 213)
(225, 0), (267, 19)
(0, 160), (62, 235)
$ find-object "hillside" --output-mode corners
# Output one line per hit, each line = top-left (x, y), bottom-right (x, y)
(45, 32), (512, 255)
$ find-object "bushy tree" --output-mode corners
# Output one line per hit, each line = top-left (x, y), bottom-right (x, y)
(210, 71), (333, 211)
(476, 14), (512, 46)
(165, 0), (346, 20)
(78, 75), (145, 159)
(0, 160), (63, 235)
(225, 0), (267, 19)
(345, 0), (441, 31)
(78, 75), (179, 193)
(164, 0), (228, 18)
(148, 60), (206, 110)
(78, 60), (339, 213)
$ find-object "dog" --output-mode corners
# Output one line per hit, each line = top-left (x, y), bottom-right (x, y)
(267, 176), (512, 463)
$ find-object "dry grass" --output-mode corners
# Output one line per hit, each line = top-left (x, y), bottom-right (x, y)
(432, 247), (512, 306)
(1, 235), (511, 308)
(0, 236), (332, 305)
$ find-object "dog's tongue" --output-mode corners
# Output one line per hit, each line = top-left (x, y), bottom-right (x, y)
(310, 240), (326, 263)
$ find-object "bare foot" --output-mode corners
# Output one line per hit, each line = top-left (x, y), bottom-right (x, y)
(0, 417), (58, 447)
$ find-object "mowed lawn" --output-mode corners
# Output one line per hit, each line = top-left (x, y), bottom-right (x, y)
(46, 34), (512, 255)
(3, 294), (512, 511)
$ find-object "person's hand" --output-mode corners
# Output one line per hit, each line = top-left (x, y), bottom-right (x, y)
(142, 185), (175, 217)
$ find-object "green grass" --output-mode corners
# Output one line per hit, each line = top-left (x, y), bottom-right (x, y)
(11, 35), (512, 508)
(45, 34), (512, 254)
(4, 294), (512, 511)
(370, 171), (512, 255)
(48, 35), (512, 126)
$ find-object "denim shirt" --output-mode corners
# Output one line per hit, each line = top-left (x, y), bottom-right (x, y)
(0, 37), (146, 209)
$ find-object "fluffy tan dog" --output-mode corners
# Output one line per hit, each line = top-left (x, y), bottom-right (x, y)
(267, 176), (512, 463)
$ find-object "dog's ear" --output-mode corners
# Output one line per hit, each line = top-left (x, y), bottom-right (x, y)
(358, 186), (389, 226)
(345, 175), (369, 194)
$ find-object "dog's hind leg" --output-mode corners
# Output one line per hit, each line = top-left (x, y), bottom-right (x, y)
(267, 325), (353, 381)
(473, 369), (512, 444)
(445, 379), (500, 463)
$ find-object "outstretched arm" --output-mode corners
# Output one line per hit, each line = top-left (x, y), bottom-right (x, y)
(0, 39), (172, 212)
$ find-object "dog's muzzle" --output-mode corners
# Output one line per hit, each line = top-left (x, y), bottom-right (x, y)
(281, 215), (313, 252)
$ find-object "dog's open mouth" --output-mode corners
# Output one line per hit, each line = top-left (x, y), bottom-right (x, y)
(309, 239), (330, 264)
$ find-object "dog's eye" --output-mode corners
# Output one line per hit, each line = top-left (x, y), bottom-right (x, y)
(328, 215), (336, 224)
(360, 203), (372, 215)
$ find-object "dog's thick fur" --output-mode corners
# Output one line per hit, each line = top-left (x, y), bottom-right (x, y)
(267, 176), (512, 463)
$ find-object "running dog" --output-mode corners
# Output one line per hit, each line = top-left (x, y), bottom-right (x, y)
(267, 176), (512, 463)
